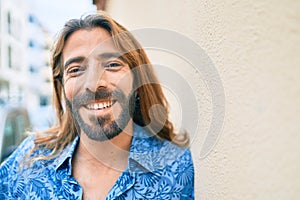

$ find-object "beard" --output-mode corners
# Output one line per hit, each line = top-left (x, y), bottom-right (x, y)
(65, 87), (135, 141)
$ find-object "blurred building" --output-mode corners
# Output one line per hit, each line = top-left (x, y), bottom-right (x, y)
(0, 0), (27, 106)
(26, 14), (52, 110)
(0, 0), (52, 110)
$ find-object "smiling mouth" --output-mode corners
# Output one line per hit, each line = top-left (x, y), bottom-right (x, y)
(85, 100), (116, 110)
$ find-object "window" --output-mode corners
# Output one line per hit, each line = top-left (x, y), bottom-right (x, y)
(8, 45), (12, 68)
(40, 95), (49, 106)
(29, 65), (37, 73)
(28, 40), (35, 48)
(7, 12), (11, 34)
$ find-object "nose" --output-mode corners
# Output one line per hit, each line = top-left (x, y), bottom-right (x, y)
(84, 67), (108, 92)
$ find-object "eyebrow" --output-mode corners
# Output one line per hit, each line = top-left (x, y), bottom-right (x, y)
(64, 56), (86, 70)
(97, 52), (123, 60)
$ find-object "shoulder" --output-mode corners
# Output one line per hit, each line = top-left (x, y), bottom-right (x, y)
(154, 140), (194, 198)
(131, 129), (194, 171)
(0, 135), (56, 180)
(0, 135), (35, 168)
(0, 136), (35, 196)
(152, 135), (194, 165)
(158, 139), (194, 175)
(0, 135), (76, 198)
(130, 137), (194, 199)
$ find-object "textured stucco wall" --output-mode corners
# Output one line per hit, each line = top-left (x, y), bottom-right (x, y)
(105, 0), (300, 199)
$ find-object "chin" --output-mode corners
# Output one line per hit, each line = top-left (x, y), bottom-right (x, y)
(81, 124), (119, 142)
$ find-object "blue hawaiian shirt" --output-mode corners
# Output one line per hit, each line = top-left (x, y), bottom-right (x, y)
(0, 125), (194, 199)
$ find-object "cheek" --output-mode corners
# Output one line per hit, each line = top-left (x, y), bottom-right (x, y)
(63, 79), (80, 100)
(115, 71), (134, 95)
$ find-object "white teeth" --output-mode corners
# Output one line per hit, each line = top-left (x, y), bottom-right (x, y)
(87, 101), (113, 110)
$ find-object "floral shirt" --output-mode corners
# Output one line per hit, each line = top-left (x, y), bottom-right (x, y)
(0, 125), (194, 199)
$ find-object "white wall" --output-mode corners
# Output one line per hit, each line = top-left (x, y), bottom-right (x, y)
(105, 0), (300, 199)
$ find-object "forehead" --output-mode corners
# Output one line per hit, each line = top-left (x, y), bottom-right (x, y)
(62, 28), (116, 65)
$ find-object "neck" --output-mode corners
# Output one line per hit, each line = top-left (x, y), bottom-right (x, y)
(74, 121), (133, 172)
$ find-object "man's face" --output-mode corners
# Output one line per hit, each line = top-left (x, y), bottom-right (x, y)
(62, 28), (134, 141)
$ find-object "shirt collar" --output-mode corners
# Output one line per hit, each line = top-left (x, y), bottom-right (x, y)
(128, 125), (184, 174)
(128, 125), (155, 173)
(54, 136), (79, 173)
(53, 125), (183, 175)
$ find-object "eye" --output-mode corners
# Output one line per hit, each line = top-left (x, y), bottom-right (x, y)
(66, 65), (85, 76)
(104, 62), (123, 70)
(69, 68), (80, 73)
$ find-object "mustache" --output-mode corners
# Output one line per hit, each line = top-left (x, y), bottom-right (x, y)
(70, 88), (128, 107)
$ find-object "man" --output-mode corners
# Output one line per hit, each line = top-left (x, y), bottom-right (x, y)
(0, 11), (194, 199)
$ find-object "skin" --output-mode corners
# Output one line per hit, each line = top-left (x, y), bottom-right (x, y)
(62, 28), (134, 199)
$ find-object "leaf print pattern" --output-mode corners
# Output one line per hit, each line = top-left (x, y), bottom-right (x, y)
(0, 125), (194, 199)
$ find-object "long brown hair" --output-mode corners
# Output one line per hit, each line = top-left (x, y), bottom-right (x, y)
(33, 11), (188, 159)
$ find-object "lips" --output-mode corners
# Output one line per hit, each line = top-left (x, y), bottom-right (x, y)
(85, 100), (116, 110)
